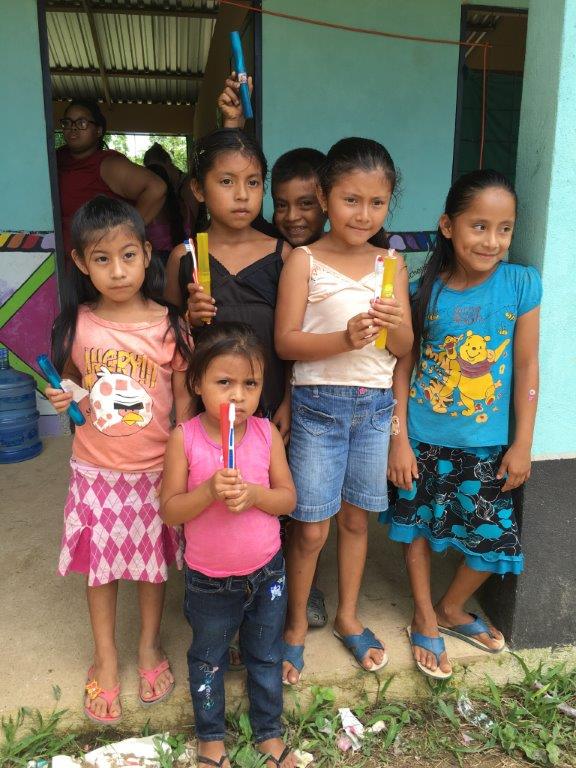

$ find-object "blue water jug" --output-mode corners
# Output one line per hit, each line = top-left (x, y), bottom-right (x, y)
(0, 348), (42, 463)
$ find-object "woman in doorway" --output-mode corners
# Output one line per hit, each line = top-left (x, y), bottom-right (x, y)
(56, 98), (167, 259)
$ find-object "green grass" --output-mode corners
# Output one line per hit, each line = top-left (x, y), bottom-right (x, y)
(2, 656), (576, 768)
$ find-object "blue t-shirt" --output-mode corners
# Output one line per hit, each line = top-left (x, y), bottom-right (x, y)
(408, 262), (542, 449)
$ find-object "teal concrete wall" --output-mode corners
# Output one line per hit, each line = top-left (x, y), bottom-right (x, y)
(0, 0), (54, 231)
(261, 0), (461, 229)
(513, 0), (576, 458)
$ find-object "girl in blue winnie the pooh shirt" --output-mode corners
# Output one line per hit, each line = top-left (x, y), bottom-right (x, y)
(384, 169), (541, 680)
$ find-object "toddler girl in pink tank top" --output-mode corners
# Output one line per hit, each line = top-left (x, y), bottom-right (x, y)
(161, 322), (297, 768)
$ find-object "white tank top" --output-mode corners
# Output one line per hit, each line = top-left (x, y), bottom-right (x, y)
(292, 246), (396, 388)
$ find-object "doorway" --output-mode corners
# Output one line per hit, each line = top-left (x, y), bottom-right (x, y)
(453, 5), (528, 183)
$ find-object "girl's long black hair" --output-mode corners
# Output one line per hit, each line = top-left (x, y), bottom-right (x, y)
(177, 128), (268, 309)
(51, 196), (192, 374)
(412, 169), (517, 344)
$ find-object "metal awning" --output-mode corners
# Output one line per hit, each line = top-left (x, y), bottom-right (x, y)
(46, 0), (219, 106)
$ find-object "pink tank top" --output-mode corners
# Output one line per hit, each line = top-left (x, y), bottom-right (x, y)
(181, 415), (280, 577)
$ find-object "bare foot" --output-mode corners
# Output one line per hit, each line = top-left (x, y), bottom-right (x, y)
(333, 615), (385, 671)
(138, 643), (174, 702)
(257, 738), (297, 768)
(435, 604), (505, 651)
(197, 740), (230, 767)
(84, 652), (121, 720)
(410, 612), (452, 675)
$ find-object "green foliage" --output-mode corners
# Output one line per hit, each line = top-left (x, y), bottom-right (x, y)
(0, 708), (78, 767)
(143, 134), (188, 171)
(3, 656), (576, 768)
(52, 131), (188, 171)
(152, 732), (188, 768)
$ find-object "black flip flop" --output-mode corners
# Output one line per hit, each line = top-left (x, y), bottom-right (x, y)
(197, 755), (230, 767)
(261, 745), (292, 767)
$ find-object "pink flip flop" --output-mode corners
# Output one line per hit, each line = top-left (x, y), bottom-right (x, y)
(138, 658), (175, 706)
(84, 667), (122, 725)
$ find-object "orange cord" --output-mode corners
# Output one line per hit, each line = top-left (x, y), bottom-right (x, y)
(479, 43), (489, 168)
(222, 0), (490, 169)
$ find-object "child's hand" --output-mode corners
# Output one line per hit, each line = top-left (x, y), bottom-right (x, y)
(346, 312), (380, 349)
(45, 386), (73, 414)
(369, 297), (404, 329)
(209, 468), (243, 501)
(388, 437), (419, 490)
(186, 283), (216, 327)
(497, 443), (532, 491)
(272, 398), (291, 445)
(225, 482), (259, 514)
(218, 72), (253, 127)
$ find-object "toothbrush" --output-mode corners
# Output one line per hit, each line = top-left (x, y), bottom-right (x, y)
(227, 403), (236, 469)
(374, 254), (384, 300)
(184, 237), (198, 284)
(219, 402), (236, 469)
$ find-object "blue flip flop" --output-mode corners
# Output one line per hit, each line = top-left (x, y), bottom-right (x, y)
(333, 627), (388, 672)
(282, 641), (304, 685)
(406, 627), (452, 680)
(438, 613), (506, 653)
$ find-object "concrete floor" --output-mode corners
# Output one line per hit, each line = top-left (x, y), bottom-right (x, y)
(1, 436), (569, 731)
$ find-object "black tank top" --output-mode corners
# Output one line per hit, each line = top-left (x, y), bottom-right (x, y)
(179, 239), (286, 417)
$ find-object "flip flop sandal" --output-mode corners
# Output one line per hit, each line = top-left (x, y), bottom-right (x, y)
(438, 613), (507, 653)
(406, 627), (453, 680)
(138, 658), (175, 706)
(84, 667), (122, 725)
(333, 627), (389, 672)
(261, 745), (292, 767)
(197, 756), (230, 767)
(307, 586), (328, 628)
(282, 641), (304, 685)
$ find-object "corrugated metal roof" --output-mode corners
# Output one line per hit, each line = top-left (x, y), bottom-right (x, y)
(47, 0), (218, 105)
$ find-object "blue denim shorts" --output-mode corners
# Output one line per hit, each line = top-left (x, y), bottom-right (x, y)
(289, 385), (394, 522)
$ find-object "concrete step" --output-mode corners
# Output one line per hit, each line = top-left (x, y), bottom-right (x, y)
(2, 437), (573, 731)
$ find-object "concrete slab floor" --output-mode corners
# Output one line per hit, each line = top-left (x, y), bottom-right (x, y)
(1, 437), (574, 731)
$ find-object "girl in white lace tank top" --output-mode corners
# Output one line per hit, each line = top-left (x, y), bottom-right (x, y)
(275, 138), (413, 683)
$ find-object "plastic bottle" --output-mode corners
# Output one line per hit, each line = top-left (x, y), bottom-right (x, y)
(0, 348), (42, 463)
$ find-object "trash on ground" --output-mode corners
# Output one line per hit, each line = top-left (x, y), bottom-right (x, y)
(456, 694), (494, 730)
(338, 707), (364, 751)
(293, 748), (314, 767)
(532, 681), (576, 719)
(51, 759), (83, 768)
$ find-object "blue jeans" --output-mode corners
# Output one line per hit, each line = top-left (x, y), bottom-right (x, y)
(184, 549), (287, 743)
(289, 385), (394, 521)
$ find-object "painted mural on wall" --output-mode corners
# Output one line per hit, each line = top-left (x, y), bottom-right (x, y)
(0, 231), (58, 402)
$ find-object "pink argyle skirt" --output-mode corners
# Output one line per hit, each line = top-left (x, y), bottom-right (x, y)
(58, 459), (183, 586)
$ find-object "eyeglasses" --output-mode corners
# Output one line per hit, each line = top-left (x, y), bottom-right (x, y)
(60, 117), (97, 131)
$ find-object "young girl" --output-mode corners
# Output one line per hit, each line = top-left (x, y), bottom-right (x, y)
(386, 169), (541, 679)
(164, 128), (291, 437)
(46, 196), (192, 723)
(275, 138), (413, 683)
(160, 322), (297, 768)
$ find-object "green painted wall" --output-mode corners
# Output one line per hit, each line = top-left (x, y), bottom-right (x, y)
(0, 0), (54, 231)
(261, 0), (461, 230)
(512, 0), (576, 458)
